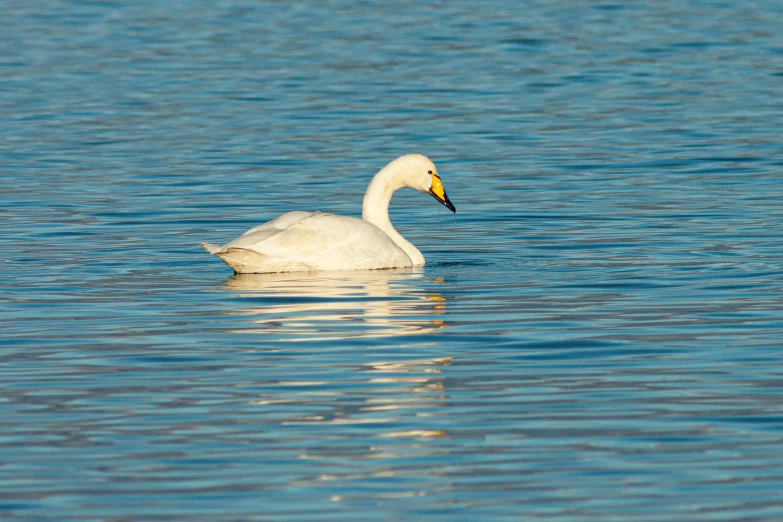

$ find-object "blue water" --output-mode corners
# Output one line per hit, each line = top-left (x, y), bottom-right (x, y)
(2, 1), (783, 520)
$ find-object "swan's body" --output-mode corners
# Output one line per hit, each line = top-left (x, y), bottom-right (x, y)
(201, 154), (455, 274)
(201, 211), (415, 273)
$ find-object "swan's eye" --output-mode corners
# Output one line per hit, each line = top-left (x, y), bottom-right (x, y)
(428, 170), (433, 174)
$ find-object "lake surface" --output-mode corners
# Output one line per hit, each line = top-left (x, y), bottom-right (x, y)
(2, 1), (783, 520)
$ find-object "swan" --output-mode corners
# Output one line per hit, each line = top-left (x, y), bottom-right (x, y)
(201, 154), (456, 274)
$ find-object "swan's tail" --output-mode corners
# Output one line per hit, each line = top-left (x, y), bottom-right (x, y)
(215, 247), (310, 274)
(200, 242), (223, 255)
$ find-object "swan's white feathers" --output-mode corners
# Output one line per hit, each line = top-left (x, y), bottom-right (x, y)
(203, 211), (413, 273)
(220, 211), (313, 251)
(263, 212), (413, 271)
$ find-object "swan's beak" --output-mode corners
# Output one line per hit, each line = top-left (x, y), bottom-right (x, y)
(428, 173), (456, 213)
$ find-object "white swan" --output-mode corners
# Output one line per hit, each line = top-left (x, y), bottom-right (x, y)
(201, 154), (456, 274)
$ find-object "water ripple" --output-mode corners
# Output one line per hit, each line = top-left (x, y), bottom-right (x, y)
(2, 0), (783, 520)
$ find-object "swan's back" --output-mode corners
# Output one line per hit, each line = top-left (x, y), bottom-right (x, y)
(220, 211), (313, 250)
(201, 211), (413, 273)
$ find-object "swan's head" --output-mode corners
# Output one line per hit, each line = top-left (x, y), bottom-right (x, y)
(389, 154), (456, 213)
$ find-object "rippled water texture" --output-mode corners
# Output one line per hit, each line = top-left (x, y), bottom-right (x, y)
(2, 1), (783, 520)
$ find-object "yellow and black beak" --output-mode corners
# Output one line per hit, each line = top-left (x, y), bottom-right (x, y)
(428, 172), (456, 213)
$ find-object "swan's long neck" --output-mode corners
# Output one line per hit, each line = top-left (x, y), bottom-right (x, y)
(362, 166), (425, 266)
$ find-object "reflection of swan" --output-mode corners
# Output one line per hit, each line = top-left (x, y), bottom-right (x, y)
(227, 273), (456, 462)
(222, 270), (447, 341)
(281, 355), (453, 438)
(201, 154), (456, 273)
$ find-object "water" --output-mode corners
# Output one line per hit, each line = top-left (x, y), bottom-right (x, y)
(2, 1), (783, 520)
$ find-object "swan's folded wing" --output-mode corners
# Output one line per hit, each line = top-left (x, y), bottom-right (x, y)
(220, 211), (315, 251)
(255, 213), (413, 271)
